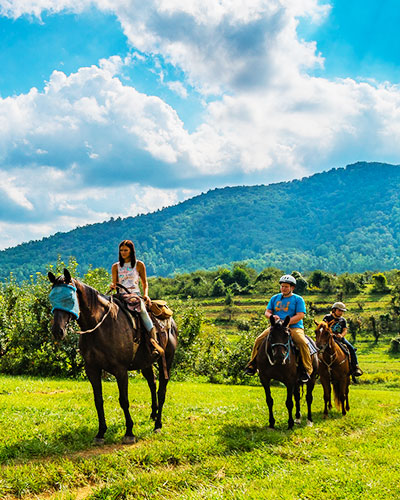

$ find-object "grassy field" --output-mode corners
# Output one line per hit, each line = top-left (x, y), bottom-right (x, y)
(1, 348), (400, 500)
(1, 287), (399, 499)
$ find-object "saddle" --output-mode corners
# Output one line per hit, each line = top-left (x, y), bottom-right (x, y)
(334, 337), (350, 358)
(113, 292), (173, 378)
(290, 335), (318, 357)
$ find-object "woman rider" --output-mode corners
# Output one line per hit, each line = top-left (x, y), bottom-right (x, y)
(110, 239), (163, 358)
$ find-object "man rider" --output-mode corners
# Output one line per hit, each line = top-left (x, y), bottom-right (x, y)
(245, 274), (313, 383)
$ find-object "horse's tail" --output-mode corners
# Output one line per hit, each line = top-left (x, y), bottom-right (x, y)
(332, 380), (341, 410)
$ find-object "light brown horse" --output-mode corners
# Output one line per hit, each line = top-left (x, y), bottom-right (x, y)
(48, 269), (178, 444)
(314, 320), (350, 418)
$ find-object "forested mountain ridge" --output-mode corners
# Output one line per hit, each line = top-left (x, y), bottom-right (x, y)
(1, 161), (400, 281)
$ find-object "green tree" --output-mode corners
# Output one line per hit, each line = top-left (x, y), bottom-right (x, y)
(292, 271), (308, 295)
(371, 273), (390, 293)
(232, 267), (250, 288)
(211, 278), (226, 297)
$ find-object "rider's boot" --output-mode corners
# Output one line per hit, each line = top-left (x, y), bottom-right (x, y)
(149, 327), (164, 359)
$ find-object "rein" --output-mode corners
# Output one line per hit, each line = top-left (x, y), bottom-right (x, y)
(76, 297), (114, 335)
(317, 329), (346, 372)
(50, 282), (114, 335)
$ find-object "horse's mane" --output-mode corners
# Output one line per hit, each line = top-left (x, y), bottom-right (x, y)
(73, 279), (117, 317)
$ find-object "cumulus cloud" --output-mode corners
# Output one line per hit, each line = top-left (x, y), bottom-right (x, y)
(1, 0), (400, 249)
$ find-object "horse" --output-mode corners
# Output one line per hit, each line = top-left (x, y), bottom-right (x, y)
(48, 268), (178, 444)
(314, 320), (350, 418)
(256, 316), (318, 430)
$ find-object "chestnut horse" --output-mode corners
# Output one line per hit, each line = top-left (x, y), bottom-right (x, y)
(48, 269), (178, 444)
(257, 316), (318, 429)
(314, 320), (350, 417)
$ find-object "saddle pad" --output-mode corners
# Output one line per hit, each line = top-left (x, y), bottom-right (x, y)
(306, 335), (318, 356)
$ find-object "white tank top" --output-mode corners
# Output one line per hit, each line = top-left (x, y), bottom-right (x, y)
(118, 262), (141, 294)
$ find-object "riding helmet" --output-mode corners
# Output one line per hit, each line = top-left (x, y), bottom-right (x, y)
(279, 274), (296, 285)
(332, 301), (347, 311)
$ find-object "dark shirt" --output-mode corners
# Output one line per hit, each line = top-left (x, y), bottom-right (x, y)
(323, 314), (347, 336)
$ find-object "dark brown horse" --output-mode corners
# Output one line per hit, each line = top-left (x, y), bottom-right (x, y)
(257, 316), (318, 429)
(314, 320), (350, 418)
(48, 269), (178, 444)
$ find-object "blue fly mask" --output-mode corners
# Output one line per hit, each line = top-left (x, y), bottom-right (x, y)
(49, 284), (80, 319)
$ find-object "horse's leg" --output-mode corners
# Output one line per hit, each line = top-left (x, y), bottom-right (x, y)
(141, 366), (158, 420)
(339, 378), (347, 416)
(305, 377), (315, 426)
(294, 383), (301, 424)
(345, 376), (350, 412)
(86, 367), (107, 444)
(154, 360), (171, 432)
(262, 381), (275, 429)
(115, 370), (135, 444)
(321, 376), (331, 419)
(285, 384), (294, 430)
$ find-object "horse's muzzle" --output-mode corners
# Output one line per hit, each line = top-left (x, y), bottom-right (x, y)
(272, 347), (289, 364)
(51, 310), (70, 340)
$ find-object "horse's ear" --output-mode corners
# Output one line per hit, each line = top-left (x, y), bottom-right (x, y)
(314, 319), (319, 326)
(270, 315), (275, 326)
(64, 268), (72, 283)
(48, 272), (56, 283)
(283, 315), (290, 327)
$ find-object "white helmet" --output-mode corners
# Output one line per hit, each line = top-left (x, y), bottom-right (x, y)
(332, 302), (347, 312)
(279, 274), (296, 286)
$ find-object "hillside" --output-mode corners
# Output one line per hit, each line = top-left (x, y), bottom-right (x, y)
(1, 161), (400, 281)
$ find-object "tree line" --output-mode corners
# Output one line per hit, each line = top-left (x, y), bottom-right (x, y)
(1, 257), (400, 381)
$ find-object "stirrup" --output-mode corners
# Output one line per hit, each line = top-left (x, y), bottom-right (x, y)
(150, 338), (164, 356)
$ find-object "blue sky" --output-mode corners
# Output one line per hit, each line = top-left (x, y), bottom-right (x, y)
(299, 0), (400, 82)
(1, 0), (400, 250)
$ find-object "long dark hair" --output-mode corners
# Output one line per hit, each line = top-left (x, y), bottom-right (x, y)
(118, 240), (136, 268)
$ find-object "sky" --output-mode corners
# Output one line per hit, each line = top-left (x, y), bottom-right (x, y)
(1, 0), (400, 250)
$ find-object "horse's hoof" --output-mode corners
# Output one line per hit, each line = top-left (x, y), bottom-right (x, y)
(154, 427), (162, 434)
(122, 435), (137, 445)
(295, 418), (301, 425)
(93, 437), (105, 445)
(323, 414), (328, 420)
(306, 420), (313, 427)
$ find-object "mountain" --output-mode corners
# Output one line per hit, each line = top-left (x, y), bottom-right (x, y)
(1, 161), (400, 281)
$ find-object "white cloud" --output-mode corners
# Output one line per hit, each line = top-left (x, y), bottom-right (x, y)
(0, 175), (34, 210)
(1, 0), (400, 249)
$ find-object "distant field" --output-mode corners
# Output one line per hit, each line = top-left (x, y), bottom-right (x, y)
(1, 347), (400, 500)
(197, 289), (396, 341)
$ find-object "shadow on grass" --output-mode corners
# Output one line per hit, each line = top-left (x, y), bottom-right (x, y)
(218, 423), (292, 452)
(217, 407), (346, 454)
(0, 420), (155, 464)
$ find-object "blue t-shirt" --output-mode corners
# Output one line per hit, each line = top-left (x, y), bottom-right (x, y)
(266, 293), (306, 329)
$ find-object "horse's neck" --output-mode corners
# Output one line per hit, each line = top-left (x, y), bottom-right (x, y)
(326, 334), (339, 354)
(75, 280), (108, 325)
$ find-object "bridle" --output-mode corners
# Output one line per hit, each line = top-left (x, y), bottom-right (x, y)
(266, 329), (291, 366)
(50, 282), (114, 335)
(316, 323), (346, 372)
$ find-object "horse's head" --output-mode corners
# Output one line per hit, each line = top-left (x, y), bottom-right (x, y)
(48, 268), (79, 341)
(314, 320), (332, 350)
(267, 315), (291, 364)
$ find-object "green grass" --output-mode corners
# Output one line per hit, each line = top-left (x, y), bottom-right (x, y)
(1, 355), (400, 499)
